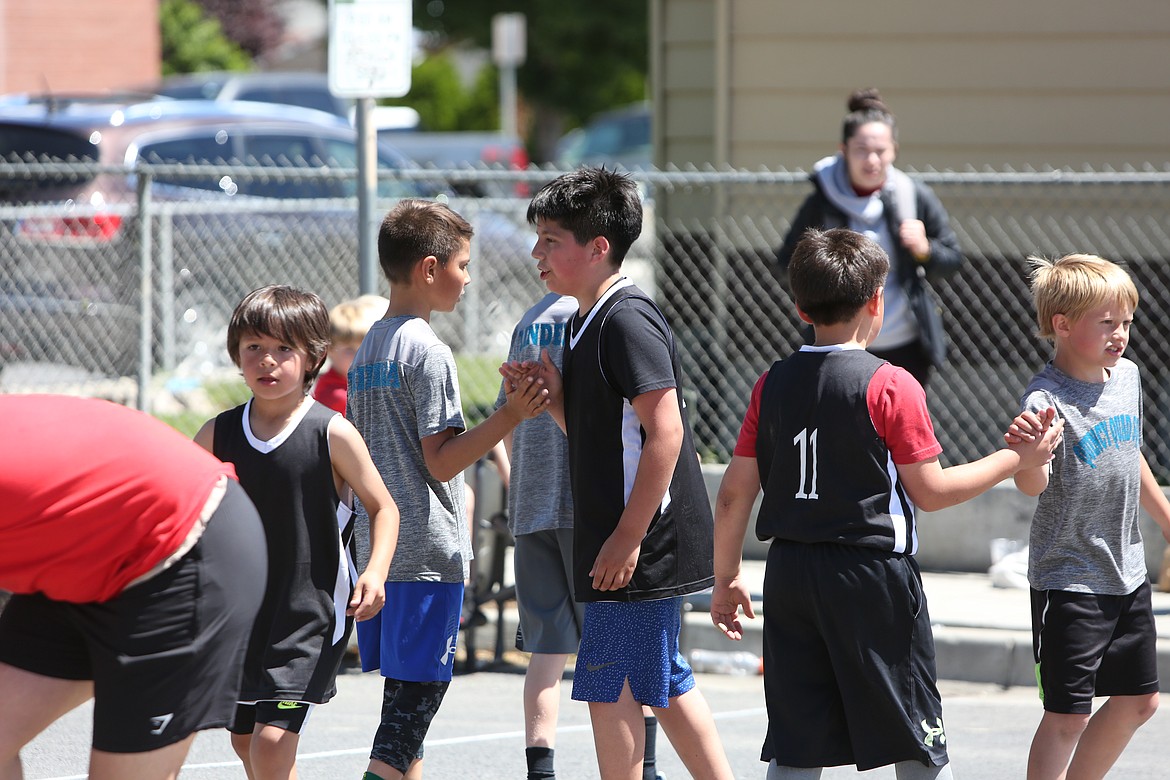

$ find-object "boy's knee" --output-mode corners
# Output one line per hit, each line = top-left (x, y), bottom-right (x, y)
(1041, 710), (1091, 739)
(1114, 692), (1159, 725)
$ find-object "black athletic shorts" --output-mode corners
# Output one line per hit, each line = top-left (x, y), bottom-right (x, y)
(1031, 581), (1160, 714)
(761, 541), (949, 771)
(230, 700), (315, 735)
(0, 480), (266, 753)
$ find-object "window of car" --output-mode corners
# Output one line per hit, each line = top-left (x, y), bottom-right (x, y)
(137, 133), (237, 193)
(0, 125), (100, 194)
(238, 133), (343, 199)
(320, 138), (416, 199)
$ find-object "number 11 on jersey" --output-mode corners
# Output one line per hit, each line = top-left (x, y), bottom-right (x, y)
(793, 427), (819, 499)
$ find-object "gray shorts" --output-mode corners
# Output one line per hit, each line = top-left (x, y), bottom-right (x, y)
(513, 528), (583, 654)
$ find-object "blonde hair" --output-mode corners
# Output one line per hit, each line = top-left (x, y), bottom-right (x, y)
(1029, 254), (1139, 340)
(329, 294), (389, 343)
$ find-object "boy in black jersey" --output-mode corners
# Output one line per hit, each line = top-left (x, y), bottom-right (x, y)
(709, 228), (1062, 780)
(194, 285), (402, 780)
(513, 167), (734, 780)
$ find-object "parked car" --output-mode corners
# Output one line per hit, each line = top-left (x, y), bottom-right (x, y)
(149, 71), (353, 122)
(0, 97), (537, 380)
(377, 128), (530, 197)
(555, 103), (651, 170)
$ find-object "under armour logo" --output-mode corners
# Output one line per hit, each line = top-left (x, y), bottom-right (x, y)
(149, 713), (174, 736)
(921, 717), (946, 747)
(437, 634), (457, 666)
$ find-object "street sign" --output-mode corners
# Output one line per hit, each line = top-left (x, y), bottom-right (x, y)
(491, 13), (526, 68)
(328, 0), (413, 98)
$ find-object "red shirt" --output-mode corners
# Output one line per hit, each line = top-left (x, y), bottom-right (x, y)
(0, 395), (236, 602)
(735, 361), (941, 465)
(312, 367), (348, 415)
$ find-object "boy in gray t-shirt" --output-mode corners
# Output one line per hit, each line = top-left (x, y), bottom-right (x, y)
(1012, 253), (1170, 780)
(347, 199), (549, 780)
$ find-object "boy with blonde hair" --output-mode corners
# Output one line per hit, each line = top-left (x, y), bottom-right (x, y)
(710, 228), (1062, 779)
(348, 199), (549, 780)
(314, 294), (391, 414)
(1011, 253), (1170, 780)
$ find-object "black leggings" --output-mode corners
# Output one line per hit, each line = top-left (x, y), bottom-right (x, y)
(369, 677), (450, 774)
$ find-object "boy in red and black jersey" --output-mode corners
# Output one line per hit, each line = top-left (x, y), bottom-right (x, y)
(711, 228), (1063, 780)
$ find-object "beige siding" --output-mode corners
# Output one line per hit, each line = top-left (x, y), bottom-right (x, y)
(657, 0), (1170, 173)
(657, 0), (718, 172)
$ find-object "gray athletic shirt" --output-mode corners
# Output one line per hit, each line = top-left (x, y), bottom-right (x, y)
(347, 315), (471, 582)
(1020, 358), (1146, 595)
(496, 293), (577, 536)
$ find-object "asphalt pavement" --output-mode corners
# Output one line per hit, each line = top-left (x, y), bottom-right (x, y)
(19, 566), (1170, 779)
(20, 668), (1170, 779)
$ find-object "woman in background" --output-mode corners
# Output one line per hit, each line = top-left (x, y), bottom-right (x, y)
(777, 88), (964, 388)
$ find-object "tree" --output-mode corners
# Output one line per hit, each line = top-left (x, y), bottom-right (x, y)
(194, 0), (286, 60)
(412, 1), (647, 155)
(160, 0), (251, 76)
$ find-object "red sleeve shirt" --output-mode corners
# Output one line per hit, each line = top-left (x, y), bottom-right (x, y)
(0, 395), (237, 602)
(734, 362), (941, 464)
(312, 366), (348, 415)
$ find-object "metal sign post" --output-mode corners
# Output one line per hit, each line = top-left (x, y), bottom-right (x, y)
(491, 13), (526, 139)
(328, 0), (413, 295)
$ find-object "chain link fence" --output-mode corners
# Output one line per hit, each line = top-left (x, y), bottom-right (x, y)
(2, 162), (1169, 477)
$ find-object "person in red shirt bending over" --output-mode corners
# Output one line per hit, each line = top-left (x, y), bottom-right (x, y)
(0, 394), (268, 780)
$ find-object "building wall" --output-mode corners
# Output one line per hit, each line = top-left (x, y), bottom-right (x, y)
(655, 0), (1170, 174)
(0, 0), (159, 93)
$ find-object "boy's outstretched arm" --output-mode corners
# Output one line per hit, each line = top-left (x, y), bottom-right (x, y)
(897, 417), (1063, 512)
(711, 455), (760, 641)
(591, 387), (683, 592)
(422, 373), (550, 482)
(329, 417), (400, 621)
(1139, 453), (1170, 543)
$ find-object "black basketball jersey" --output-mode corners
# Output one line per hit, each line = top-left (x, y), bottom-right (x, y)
(563, 280), (715, 602)
(214, 399), (355, 703)
(754, 348), (920, 554)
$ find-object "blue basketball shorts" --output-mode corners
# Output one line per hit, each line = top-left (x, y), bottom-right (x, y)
(571, 597), (695, 708)
(356, 580), (463, 682)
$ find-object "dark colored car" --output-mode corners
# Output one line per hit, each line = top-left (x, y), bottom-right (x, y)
(555, 103), (651, 170)
(0, 97), (536, 380)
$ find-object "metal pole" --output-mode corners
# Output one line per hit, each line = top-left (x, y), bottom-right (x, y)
(159, 211), (174, 371)
(136, 172), (154, 412)
(356, 97), (379, 295)
(500, 65), (518, 138)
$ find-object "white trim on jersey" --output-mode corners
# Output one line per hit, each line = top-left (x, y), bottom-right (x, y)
(884, 455), (918, 555)
(569, 277), (633, 350)
(240, 397), (316, 453)
(619, 399), (673, 514)
(332, 502), (357, 645)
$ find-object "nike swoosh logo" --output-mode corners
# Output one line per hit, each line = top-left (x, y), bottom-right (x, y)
(276, 701), (304, 710)
(586, 661), (619, 672)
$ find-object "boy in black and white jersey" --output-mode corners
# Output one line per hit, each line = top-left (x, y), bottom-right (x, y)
(509, 167), (733, 780)
(710, 228), (1062, 780)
